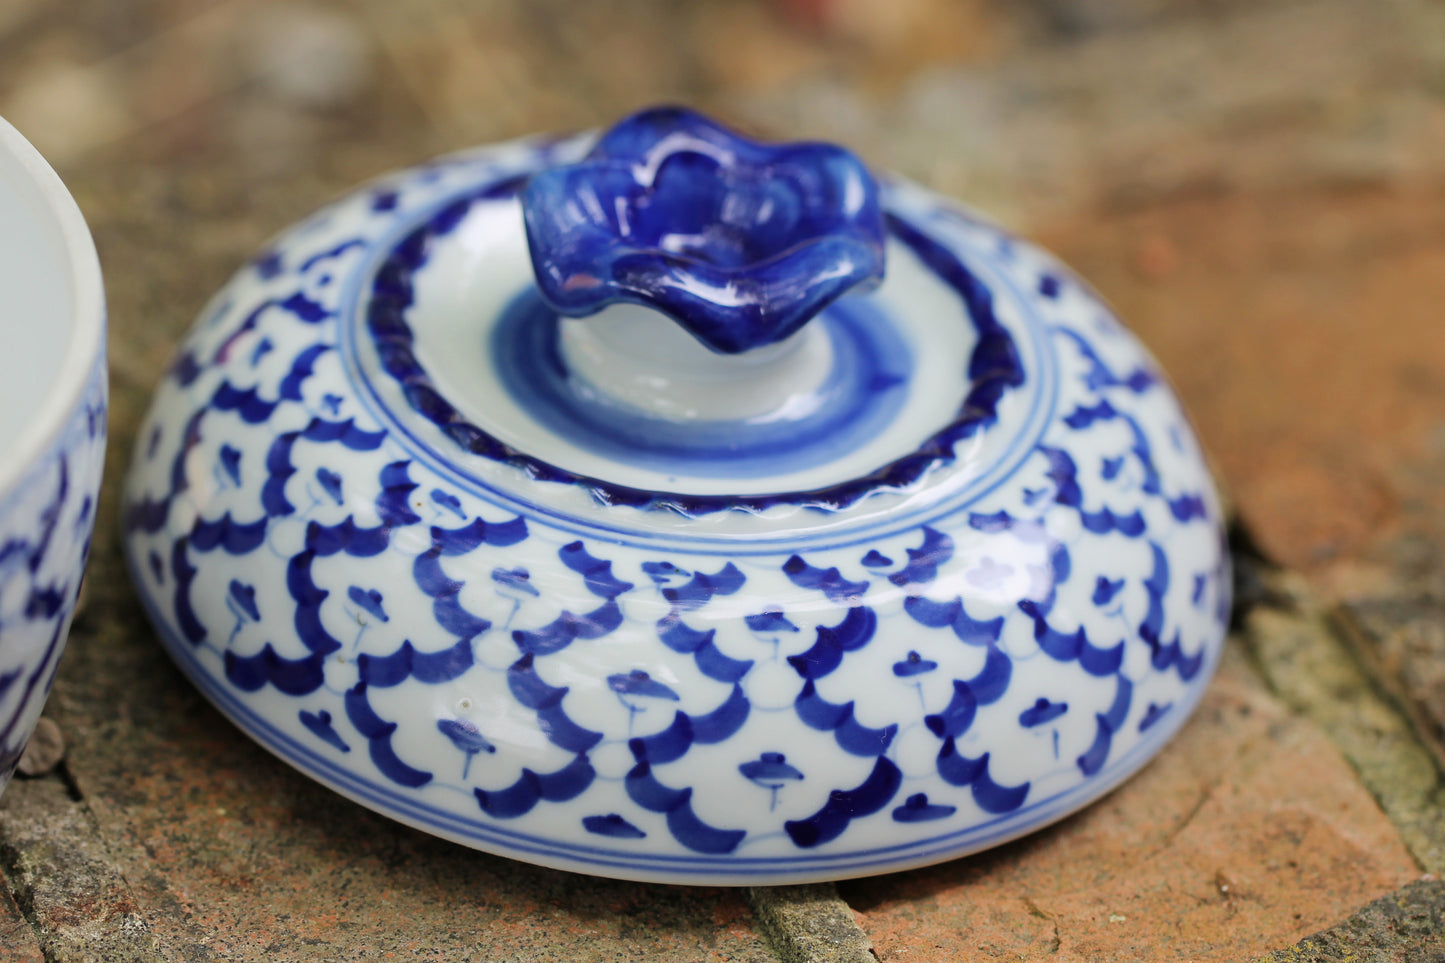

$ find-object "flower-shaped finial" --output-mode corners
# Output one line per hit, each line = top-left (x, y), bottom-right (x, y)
(521, 106), (886, 355)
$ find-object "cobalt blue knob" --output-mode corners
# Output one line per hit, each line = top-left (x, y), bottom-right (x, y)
(520, 106), (887, 355)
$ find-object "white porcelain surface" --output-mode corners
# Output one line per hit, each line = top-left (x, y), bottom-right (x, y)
(0, 116), (108, 792)
(122, 130), (1228, 884)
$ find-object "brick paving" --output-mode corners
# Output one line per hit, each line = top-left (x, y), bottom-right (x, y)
(3, 0), (1445, 959)
(841, 644), (1421, 962)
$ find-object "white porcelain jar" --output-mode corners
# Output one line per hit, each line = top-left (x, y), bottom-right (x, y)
(0, 116), (107, 793)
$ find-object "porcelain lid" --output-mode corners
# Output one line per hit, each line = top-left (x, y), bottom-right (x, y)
(122, 107), (1229, 884)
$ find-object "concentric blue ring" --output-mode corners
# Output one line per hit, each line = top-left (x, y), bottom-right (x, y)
(358, 181), (1028, 515)
(490, 289), (912, 480)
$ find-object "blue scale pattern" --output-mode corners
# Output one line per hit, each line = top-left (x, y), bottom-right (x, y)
(120, 131), (1230, 880)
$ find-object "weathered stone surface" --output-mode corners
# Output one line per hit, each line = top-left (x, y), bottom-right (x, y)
(1243, 571), (1445, 877)
(0, 777), (164, 963)
(841, 646), (1420, 962)
(747, 885), (874, 963)
(1257, 879), (1445, 963)
(1340, 586), (1445, 774)
(1319, 448), (1445, 791)
(0, 868), (44, 963)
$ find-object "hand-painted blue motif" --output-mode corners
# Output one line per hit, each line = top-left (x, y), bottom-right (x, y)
(120, 129), (1230, 883)
(0, 359), (106, 790)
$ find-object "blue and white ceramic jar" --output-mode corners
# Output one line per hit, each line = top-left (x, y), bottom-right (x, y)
(0, 116), (108, 793)
(122, 108), (1228, 884)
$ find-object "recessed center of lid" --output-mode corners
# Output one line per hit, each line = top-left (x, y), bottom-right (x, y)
(485, 287), (911, 482)
(556, 303), (836, 423)
(381, 194), (995, 497)
(347, 182), (1049, 526)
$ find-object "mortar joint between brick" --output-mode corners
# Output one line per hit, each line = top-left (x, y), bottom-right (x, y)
(747, 884), (877, 963)
(1242, 569), (1445, 876)
(1327, 601), (1445, 780)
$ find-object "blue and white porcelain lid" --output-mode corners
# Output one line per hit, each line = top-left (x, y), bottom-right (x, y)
(122, 107), (1229, 884)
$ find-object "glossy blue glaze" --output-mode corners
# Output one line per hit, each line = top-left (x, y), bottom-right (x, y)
(521, 106), (887, 354)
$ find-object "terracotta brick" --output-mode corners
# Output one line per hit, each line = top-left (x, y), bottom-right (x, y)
(1038, 186), (1445, 573)
(840, 645), (1421, 962)
(1038, 184), (1445, 805)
